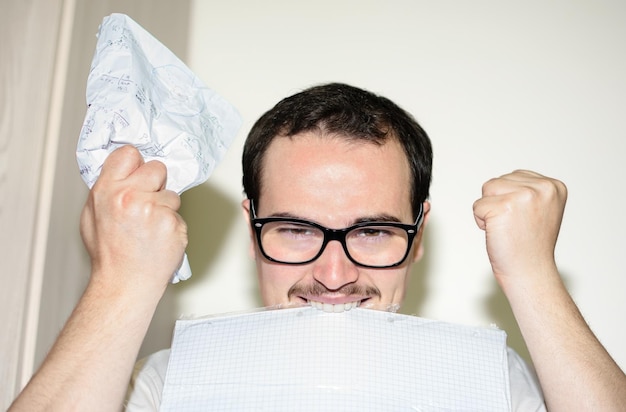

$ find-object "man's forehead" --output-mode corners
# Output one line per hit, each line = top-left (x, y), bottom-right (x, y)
(262, 132), (404, 163)
(257, 133), (413, 223)
(260, 134), (408, 182)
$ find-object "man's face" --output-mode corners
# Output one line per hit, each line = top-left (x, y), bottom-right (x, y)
(242, 131), (429, 312)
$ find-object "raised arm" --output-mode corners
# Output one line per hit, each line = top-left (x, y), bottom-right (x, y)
(10, 145), (186, 411)
(473, 170), (626, 411)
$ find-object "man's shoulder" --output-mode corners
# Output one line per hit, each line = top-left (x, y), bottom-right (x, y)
(135, 348), (171, 376)
(124, 349), (171, 411)
(506, 347), (546, 411)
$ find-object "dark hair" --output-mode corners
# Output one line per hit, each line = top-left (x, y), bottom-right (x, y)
(242, 83), (433, 219)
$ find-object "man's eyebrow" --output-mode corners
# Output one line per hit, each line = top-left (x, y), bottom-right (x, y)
(264, 212), (403, 225)
(352, 214), (403, 224)
(265, 211), (301, 219)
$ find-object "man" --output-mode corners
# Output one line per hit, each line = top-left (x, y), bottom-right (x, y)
(10, 83), (626, 411)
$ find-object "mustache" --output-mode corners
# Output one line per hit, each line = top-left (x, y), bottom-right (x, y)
(288, 282), (381, 300)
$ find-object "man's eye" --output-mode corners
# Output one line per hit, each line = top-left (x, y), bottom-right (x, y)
(354, 227), (391, 237)
(275, 225), (316, 237)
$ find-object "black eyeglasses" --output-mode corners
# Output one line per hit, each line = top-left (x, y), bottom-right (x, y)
(249, 200), (423, 268)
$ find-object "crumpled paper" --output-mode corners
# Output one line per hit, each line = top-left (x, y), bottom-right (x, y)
(76, 13), (241, 283)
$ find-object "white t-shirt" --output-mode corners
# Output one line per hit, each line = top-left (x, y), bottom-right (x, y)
(124, 347), (546, 411)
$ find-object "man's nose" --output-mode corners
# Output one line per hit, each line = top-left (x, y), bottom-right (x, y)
(311, 240), (359, 290)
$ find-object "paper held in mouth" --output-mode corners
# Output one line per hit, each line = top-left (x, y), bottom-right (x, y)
(161, 306), (511, 411)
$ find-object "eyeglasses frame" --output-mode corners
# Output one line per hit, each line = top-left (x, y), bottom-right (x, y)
(248, 200), (424, 269)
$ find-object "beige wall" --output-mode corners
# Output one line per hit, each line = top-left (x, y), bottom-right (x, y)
(0, 0), (190, 408)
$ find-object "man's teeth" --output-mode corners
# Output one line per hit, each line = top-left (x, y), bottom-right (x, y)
(308, 300), (360, 313)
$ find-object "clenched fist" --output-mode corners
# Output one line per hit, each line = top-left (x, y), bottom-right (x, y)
(80, 145), (188, 294)
(473, 170), (567, 287)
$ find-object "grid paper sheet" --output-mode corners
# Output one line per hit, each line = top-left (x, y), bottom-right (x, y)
(161, 307), (511, 411)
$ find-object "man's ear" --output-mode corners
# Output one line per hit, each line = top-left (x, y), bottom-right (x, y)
(411, 201), (431, 263)
(241, 198), (257, 260)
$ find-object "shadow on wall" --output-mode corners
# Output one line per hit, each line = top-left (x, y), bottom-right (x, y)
(484, 278), (531, 365)
(248, 258), (264, 308)
(398, 217), (538, 368)
(483, 271), (572, 367)
(400, 224), (432, 317)
(138, 181), (239, 359)
(179, 182), (240, 279)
